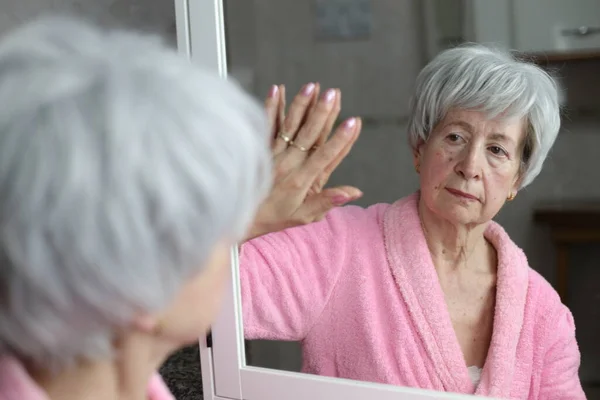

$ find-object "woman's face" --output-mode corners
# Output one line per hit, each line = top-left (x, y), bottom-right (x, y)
(415, 108), (525, 227)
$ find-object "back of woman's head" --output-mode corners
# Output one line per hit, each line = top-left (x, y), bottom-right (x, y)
(0, 16), (271, 370)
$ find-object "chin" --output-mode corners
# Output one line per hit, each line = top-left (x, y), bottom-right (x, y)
(437, 204), (481, 226)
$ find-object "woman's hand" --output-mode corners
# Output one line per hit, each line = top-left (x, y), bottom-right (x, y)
(245, 83), (362, 241)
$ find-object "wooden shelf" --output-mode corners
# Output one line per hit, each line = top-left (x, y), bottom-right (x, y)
(534, 200), (600, 229)
(519, 50), (600, 64)
(533, 200), (600, 303)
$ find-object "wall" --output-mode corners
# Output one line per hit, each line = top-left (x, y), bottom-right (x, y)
(0, 0), (176, 45)
(227, 0), (425, 120)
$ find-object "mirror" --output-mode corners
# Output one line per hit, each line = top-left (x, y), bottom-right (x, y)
(223, 0), (600, 398)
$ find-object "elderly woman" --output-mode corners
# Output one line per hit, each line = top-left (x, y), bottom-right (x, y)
(0, 15), (361, 399)
(240, 45), (585, 399)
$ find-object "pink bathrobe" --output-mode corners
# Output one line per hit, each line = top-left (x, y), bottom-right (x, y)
(0, 356), (174, 400)
(241, 193), (584, 399)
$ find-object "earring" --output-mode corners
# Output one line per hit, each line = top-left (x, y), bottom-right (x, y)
(415, 163), (420, 173)
(507, 192), (516, 201)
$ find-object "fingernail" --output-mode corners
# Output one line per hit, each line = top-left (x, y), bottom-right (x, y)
(343, 117), (357, 130)
(322, 88), (336, 103)
(268, 85), (278, 98)
(302, 83), (316, 96)
(331, 195), (350, 206)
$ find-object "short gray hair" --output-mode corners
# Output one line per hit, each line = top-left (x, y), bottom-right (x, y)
(407, 44), (560, 189)
(0, 16), (271, 370)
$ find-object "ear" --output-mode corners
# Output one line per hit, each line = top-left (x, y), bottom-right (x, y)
(412, 139), (425, 169)
(512, 165), (524, 193)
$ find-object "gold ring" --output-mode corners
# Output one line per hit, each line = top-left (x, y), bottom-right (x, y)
(289, 141), (309, 152)
(278, 132), (293, 143)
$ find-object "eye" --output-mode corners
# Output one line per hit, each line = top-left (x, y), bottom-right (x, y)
(446, 133), (462, 142)
(488, 145), (508, 157)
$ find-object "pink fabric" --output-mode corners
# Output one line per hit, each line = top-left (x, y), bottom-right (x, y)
(241, 192), (585, 399)
(147, 373), (175, 400)
(0, 356), (173, 400)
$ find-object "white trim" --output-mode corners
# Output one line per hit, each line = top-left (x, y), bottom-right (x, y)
(187, 0), (228, 77)
(208, 247), (246, 400)
(173, 0), (191, 57)
(182, 1), (241, 399)
(239, 367), (489, 400)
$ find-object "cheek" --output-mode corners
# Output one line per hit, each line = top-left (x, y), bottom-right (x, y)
(484, 169), (518, 202)
(195, 255), (230, 321)
(423, 150), (454, 189)
(165, 249), (231, 341)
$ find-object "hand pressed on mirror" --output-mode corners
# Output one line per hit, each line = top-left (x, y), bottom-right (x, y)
(239, 45), (585, 400)
(245, 83), (363, 241)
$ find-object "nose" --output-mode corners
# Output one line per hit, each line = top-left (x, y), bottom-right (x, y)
(454, 145), (482, 180)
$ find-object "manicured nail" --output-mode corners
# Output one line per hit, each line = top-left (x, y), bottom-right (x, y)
(343, 117), (357, 130)
(322, 88), (336, 103)
(331, 195), (350, 206)
(268, 85), (278, 98)
(331, 190), (362, 206)
(302, 83), (316, 96)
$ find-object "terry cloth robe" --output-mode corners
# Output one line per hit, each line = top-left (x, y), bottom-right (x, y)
(240, 192), (584, 399)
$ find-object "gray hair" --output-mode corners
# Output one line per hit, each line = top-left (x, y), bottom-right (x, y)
(407, 44), (560, 189)
(0, 16), (271, 370)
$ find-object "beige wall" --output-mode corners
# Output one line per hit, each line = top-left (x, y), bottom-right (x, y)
(227, 0), (425, 119)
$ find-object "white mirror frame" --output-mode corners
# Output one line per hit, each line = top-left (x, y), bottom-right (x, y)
(177, 1), (489, 399)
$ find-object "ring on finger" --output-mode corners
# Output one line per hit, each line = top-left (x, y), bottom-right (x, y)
(278, 131), (293, 143)
(289, 141), (310, 152)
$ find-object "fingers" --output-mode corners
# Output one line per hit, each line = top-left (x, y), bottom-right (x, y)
(265, 85), (280, 145)
(315, 89), (341, 148)
(301, 185), (363, 223)
(319, 117), (361, 183)
(305, 117), (360, 196)
(277, 84), (286, 133)
(288, 88), (339, 155)
(273, 82), (317, 155)
(305, 83), (321, 122)
(285, 83), (317, 134)
(300, 117), (359, 187)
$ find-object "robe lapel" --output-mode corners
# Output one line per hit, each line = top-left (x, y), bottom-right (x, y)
(475, 223), (529, 399)
(383, 193), (475, 394)
(383, 193), (529, 397)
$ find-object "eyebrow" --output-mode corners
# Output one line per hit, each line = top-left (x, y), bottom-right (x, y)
(443, 120), (473, 132)
(488, 132), (514, 145)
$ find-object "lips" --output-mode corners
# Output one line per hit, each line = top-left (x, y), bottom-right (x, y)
(445, 187), (479, 202)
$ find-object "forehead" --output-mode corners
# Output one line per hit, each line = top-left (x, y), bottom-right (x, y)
(438, 109), (525, 144)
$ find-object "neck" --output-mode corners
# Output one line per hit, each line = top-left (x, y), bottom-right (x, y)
(418, 198), (490, 272)
(32, 331), (173, 400)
